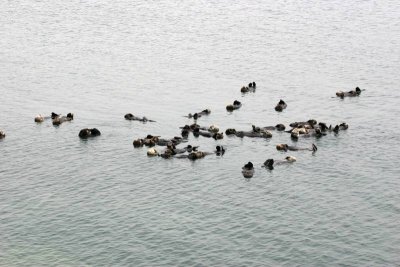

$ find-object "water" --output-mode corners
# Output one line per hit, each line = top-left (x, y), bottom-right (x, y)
(1, 0), (400, 266)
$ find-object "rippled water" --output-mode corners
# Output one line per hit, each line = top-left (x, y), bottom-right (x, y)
(1, 0), (400, 266)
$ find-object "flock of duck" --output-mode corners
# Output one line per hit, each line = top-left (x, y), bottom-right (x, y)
(0, 85), (362, 178)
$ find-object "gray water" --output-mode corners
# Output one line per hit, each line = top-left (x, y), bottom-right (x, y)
(1, 0), (400, 266)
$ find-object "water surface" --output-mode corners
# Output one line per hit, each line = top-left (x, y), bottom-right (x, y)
(1, 0), (400, 266)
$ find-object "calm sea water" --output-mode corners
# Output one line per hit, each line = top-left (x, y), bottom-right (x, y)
(1, 0), (400, 266)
